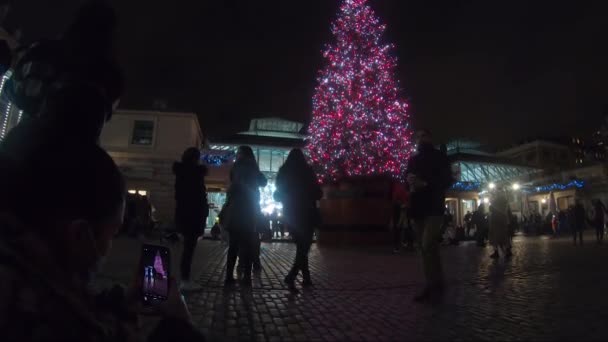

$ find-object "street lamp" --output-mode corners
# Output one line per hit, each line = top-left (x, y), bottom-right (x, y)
(489, 182), (496, 190)
(512, 183), (520, 190)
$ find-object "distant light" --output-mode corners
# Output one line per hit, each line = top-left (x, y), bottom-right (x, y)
(541, 198), (547, 204)
(512, 183), (520, 190)
(138, 190), (147, 196)
(483, 198), (490, 204)
(489, 182), (496, 189)
(128, 190), (137, 194)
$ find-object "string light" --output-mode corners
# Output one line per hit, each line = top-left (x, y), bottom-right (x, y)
(0, 102), (11, 140)
(307, 0), (413, 183)
(534, 180), (585, 192)
(450, 181), (481, 192)
(17, 110), (23, 124)
(201, 151), (236, 166)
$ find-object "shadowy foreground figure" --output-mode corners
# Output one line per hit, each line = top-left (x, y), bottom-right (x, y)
(0, 141), (204, 341)
(406, 130), (454, 303)
(275, 149), (322, 290)
(173, 147), (209, 291)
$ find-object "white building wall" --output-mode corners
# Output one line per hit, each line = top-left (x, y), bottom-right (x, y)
(100, 110), (203, 224)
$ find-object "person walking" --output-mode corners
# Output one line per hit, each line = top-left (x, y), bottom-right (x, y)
(406, 130), (454, 302)
(173, 147), (209, 291)
(587, 200), (606, 244)
(572, 199), (586, 245)
(224, 146), (267, 287)
(464, 211), (473, 238)
(275, 149), (323, 290)
(473, 204), (488, 246)
(489, 189), (511, 259)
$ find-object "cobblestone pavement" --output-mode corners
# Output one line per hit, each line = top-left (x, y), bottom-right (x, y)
(99, 233), (608, 341)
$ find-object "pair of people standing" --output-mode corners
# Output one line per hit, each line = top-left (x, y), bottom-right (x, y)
(221, 147), (321, 290)
(223, 146), (267, 287)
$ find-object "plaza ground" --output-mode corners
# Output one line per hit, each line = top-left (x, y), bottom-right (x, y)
(98, 232), (608, 341)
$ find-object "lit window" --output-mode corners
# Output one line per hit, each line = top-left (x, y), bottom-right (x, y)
(132, 120), (155, 145)
(128, 189), (149, 197)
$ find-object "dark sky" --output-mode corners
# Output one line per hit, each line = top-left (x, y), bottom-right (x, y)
(10, 0), (608, 146)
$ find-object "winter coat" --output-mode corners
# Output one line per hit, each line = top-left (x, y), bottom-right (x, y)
(406, 144), (454, 219)
(489, 195), (510, 246)
(573, 203), (586, 228)
(0, 214), (204, 342)
(173, 162), (208, 232)
(274, 163), (322, 229)
(223, 158), (267, 232)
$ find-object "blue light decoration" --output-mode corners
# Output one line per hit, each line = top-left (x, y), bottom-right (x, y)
(534, 180), (585, 193)
(201, 151), (236, 166)
(450, 181), (481, 192)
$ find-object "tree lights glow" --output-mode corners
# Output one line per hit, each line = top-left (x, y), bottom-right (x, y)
(307, 0), (413, 183)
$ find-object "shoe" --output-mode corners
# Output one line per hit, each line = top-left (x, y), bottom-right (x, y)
(413, 288), (432, 303)
(240, 278), (252, 288)
(490, 251), (499, 259)
(284, 276), (296, 290)
(413, 284), (444, 303)
(224, 277), (236, 287)
(180, 280), (202, 291)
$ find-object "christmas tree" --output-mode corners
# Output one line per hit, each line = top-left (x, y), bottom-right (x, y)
(307, 0), (413, 183)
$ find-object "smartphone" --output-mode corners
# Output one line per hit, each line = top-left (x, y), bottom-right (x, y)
(140, 244), (171, 305)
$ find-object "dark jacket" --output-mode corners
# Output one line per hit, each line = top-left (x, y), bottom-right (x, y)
(587, 204), (605, 227)
(223, 158), (267, 231)
(573, 203), (586, 228)
(0, 214), (204, 342)
(406, 144), (454, 219)
(173, 162), (208, 231)
(275, 163), (322, 229)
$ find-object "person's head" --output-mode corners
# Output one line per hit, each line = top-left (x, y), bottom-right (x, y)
(236, 145), (255, 162)
(181, 147), (201, 165)
(8, 142), (125, 278)
(284, 148), (308, 168)
(415, 129), (433, 147)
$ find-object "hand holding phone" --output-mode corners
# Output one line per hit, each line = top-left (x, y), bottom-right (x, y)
(140, 244), (170, 305)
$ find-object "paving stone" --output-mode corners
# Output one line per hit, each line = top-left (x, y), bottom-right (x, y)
(98, 233), (608, 341)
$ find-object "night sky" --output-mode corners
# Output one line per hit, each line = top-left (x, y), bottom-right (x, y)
(10, 0), (608, 146)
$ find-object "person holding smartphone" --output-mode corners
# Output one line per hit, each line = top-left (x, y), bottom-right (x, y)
(0, 140), (204, 341)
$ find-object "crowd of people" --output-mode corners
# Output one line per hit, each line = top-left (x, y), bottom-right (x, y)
(3, 1), (608, 339)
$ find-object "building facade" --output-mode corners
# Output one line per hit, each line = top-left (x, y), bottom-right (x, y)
(100, 109), (203, 225)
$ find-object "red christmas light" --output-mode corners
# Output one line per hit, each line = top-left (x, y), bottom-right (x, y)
(307, 0), (414, 183)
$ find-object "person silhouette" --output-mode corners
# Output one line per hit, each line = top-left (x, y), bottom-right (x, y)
(275, 149), (322, 289)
